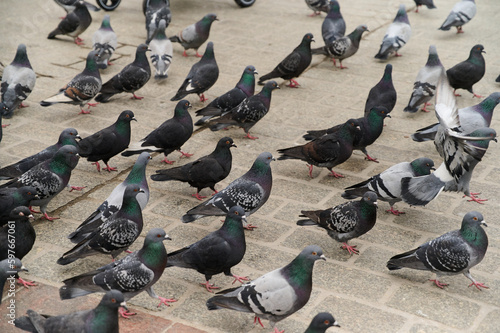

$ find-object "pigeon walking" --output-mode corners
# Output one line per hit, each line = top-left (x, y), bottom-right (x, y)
(151, 137), (236, 200)
(121, 100), (192, 164)
(171, 42), (219, 102)
(439, 0), (476, 33)
(446, 44), (485, 98)
(304, 0), (330, 17)
(414, 0), (436, 13)
(321, 0), (345, 44)
(92, 14), (118, 69)
(206, 245), (326, 331)
(387, 211), (488, 289)
(0, 186), (39, 226)
(53, 0), (100, 13)
(0, 258), (28, 304)
(169, 13), (218, 57)
(145, 0), (172, 44)
(364, 64), (397, 116)
(305, 313), (340, 333)
(149, 19), (173, 80)
(298, 192), (378, 255)
(258, 33), (314, 88)
(95, 44), (151, 102)
(47, 0), (92, 45)
(0, 44), (36, 118)
(374, 4), (411, 60)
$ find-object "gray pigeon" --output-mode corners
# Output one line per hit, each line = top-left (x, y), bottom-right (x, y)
(145, 0), (172, 44)
(404, 45), (445, 113)
(15, 290), (125, 333)
(60, 228), (175, 319)
(149, 19), (173, 80)
(167, 205), (248, 292)
(446, 44), (485, 98)
(304, 0), (330, 16)
(374, 4), (411, 60)
(48, 0), (92, 45)
(414, 0), (436, 12)
(298, 192), (378, 255)
(169, 13), (218, 57)
(387, 211), (488, 289)
(0, 44), (36, 118)
(53, 0), (101, 13)
(342, 158), (435, 215)
(40, 50), (102, 114)
(364, 64), (397, 116)
(321, 0), (345, 44)
(305, 313), (340, 333)
(0, 146), (80, 221)
(206, 245), (326, 331)
(0, 186), (39, 226)
(439, 0), (476, 33)
(92, 14), (118, 69)
(95, 44), (151, 102)
(171, 42), (219, 102)
(0, 258), (28, 304)
(181, 152), (274, 229)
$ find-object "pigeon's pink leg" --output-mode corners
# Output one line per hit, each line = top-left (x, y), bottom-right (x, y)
(429, 279), (448, 288)
(341, 242), (359, 255)
(364, 154), (379, 163)
(472, 93), (483, 98)
(231, 274), (250, 284)
(331, 58), (337, 67)
(124, 250), (133, 254)
(41, 212), (59, 221)
(119, 307), (137, 319)
(286, 79), (300, 88)
(245, 132), (259, 140)
(415, 6), (419, 13)
(254, 316), (265, 328)
(18, 277), (37, 288)
(78, 108), (92, 115)
(464, 193), (487, 204)
(421, 102), (431, 112)
(92, 161), (101, 172)
(456, 26), (464, 34)
(468, 281), (488, 290)
(102, 163), (118, 172)
(386, 207), (405, 216)
(19, 102), (29, 108)
(1, 124), (10, 128)
(243, 224), (258, 230)
(74, 37), (84, 45)
(328, 170), (344, 178)
(195, 51), (202, 58)
(199, 94), (207, 102)
(192, 193), (207, 200)
(29, 206), (40, 214)
(395, 51), (403, 57)
(130, 93), (144, 100)
(308, 11), (321, 17)
(69, 185), (86, 192)
(339, 61), (348, 69)
(157, 296), (177, 307)
(272, 328), (285, 333)
(182, 50), (188, 57)
(179, 150), (193, 158)
(453, 89), (462, 97)
(307, 164), (314, 178)
(161, 157), (175, 164)
(200, 281), (220, 292)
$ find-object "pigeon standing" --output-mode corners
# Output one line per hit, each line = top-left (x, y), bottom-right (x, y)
(206, 245), (326, 331)
(321, 0), (345, 44)
(60, 228), (175, 319)
(171, 42), (219, 102)
(95, 44), (151, 102)
(364, 64), (397, 116)
(414, 0), (436, 12)
(78, 110), (136, 172)
(169, 13), (218, 57)
(151, 137), (236, 200)
(258, 33), (314, 88)
(0, 186), (39, 226)
(92, 14), (118, 69)
(47, 0), (92, 45)
(145, 0), (172, 43)
(298, 192), (378, 255)
(149, 19), (173, 80)
(387, 211), (488, 289)
(305, 313), (340, 333)
(439, 0), (476, 33)
(40, 50), (102, 114)
(446, 44), (485, 98)
(121, 100), (193, 164)
(0, 258), (28, 304)
(53, 0), (100, 13)
(404, 45), (445, 113)
(304, 0), (330, 17)
(374, 4), (411, 60)
(0, 44), (36, 118)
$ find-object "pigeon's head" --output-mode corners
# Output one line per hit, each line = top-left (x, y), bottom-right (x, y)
(343, 119), (361, 136)
(256, 152), (275, 166)
(101, 290), (127, 311)
(467, 127), (497, 145)
(462, 211), (487, 229)
(0, 102), (11, 117)
(60, 128), (82, 144)
(118, 110), (136, 123)
(263, 80), (280, 92)
(227, 205), (247, 225)
(411, 157), (435, 176)
(145, 228), (172, 244)
(309, 312), (340, 331)
(470, 44), (485, 55)
(395, 4), (409, 23)
(383, 63), (393, 78)
(302, 33), (315, 45)
(299, 245), (326, 262)
(356, 24), (369, 33)
(362, 191), (378, 207)
(137, 43), (151, 55)
(13, 44), (31, 67)
(244, 65), (258, 76)
(217, 137), (237, 149)
(124, 184), (145, 198)
(369, 106), (390, 119)
(55, 145), (80, 169)
(101, 15), (112, 29)
(158, 19), (168, 30)
(19, 186), (39, 201)
(75, 1), (87, 9)
(327, 0), (341, 14)
(484, 92), (500, 107)
(9, 206), (34, 221)
(175, 100), (192, 117)
(203, 13), (218, 23)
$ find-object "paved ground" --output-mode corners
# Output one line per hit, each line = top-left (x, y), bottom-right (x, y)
(1, 0), (500, 332)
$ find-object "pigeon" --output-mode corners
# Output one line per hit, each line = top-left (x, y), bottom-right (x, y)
(321, 0), (345, 44)
(258, 33), (314, 88)
(40, 50), (102, 114)
(278, 119), (360, 178)
(171, 42), (219, 102)
(0, 44), (36, 118)
(145, 0), (172, 44)
(312, 25), (369, 69)
(60, 228), (175, 319)
(446, 44), (485, 98)
(57, 184), (144, 265)
(167, 205), (248, 292)
(298, 192), (378, 255)
(342, 157), (435, 215)
(53, 0), (100, 13)
(0, 258), (28, 304)
(78, 110), (136, 172)
(151, 137), (236, 200)
(387, 211), (488, 289)
(149, 19), (173, 80)
(47, 0), (92, 45)
(15, 290), (125, 333)
(92, 14), (118, 69)
(414, 0), (436, 12)
(364, 64), (397, 116)
(496, 75), (500, 83)
(0, 207), (36, 288)
(439, 0), (476, 33)
(206, 245), (326, 331)
(0, 186), (39, 226)
(68, 152), (151, 244)
(169, 13), (218, 57)
(0, 146), (80, 221)
(404, 45), (445, 113)
(203, 80), (280, 140)
(181, 152), (274, 228)
(304, 0), (330, 17)
(0, 128), (81, 180)
(121, 100), (192, 164)
(305, 313), (340, 333)
(374, 4), (411, 60)
(195, 65), (257, 126)
(95, 44), (151, 103)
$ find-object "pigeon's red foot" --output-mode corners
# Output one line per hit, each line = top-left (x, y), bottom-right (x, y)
(465, 193), (487, 204)
(286, 79), (300, 88)
(119, 307), (137, 319)
(124, 250), (133, 254)
(364, 154), (379, 163)
(429, 279), (448, 289)
(78, 108), (92, 115)
(195, 51), (202, 58)
(422, 102), (431, 112)
(339, 62), (348, 69)
(192, 193), (207, 200)
(245, 132), (259, 140)
(254, 316), (265, 328)
(415, 6), (419, 13)
(468, 281), (488, 290)
(200, 281), (220, 293)
(74, 37), (84, 45)
(307, 164), (314, 178)
(1, 124), (10, 128)
(341, 242), (359, 255)
(211, 190), (219, 196)
(386, 207), (405, 216)
(18, 277), (37, 288)
(272, 328), (285, 333)
(456, 27), (464, 34)
(69, 185), (86, 192)
(308, 11), (321, 17)
(244, 224), (258, 231)
(19, 102), (29, 108)
(472, 93), (483, 98)
(198, 94), (208, 102)
(182, 50), (188, 57)
(179, 150), (193, 158)
(453, 89), (462, 97)
(231, 274), (250, 284)
(41, 212), (60, 221)
(328, 170), (345, 178)
(331, 58), (337, 66)
(157, 296), (177, 307)
(395, 52), (402, 57)
(162, 158), (175, 164)
(103, 164), (118, 172)
(29, 206), (41, 214)
(130, 93), (144, 100)
(92, 161), (101, 172)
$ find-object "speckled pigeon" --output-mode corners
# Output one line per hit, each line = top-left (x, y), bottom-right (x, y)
(414, 0), (436, 12)
(305, 313), (340, 333)
(169, 13), (218, 57)
(171, 42), (219, 102)
(206, 245), (326, 332)
(298, 192), (378, 255)
(321, 1), (345, 44)
(439, 0), (476, 33)
(374, 4), (411, 60)
(78, 110), (135, 172)
(121, 100), (192, 164)
(364, 64), (397, 116)
(47, 0), (92, 45)
(0, 186), (39, 226)
(149, 19), (173, 80)
(258, 33), (314, 88)
(92, 14), (118, 69)
(53, 0), (100, 13)
(0, 44), (36, 118)
(446, 44), (485, 98)
(387, 211), (488, 289)
(304, 0), (330, 17)
(0, 258), (28, 304)
(145, 0), (172, 44)
(60, 228), (175, 318)
(151, 137), (236, 200)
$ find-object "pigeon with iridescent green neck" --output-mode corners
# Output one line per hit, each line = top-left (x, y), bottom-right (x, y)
(364, 64), (397, 116)
(446, 44), (485, 98)
(0, 186), (38, 226)
(305, 313), (340, 333)
(92, 14), (118, 69)
(0, 258), (28, 304)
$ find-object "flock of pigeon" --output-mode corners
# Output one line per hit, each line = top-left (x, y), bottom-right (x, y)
(0, 0), (498, 332)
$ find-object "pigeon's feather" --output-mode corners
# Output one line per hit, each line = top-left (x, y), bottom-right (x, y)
(439, 0), (476, 31)
(374, 5), (411, 60)
(321, 1), (345, 44)
(446, 44), (485, 95)
(364, 64), (397, 116)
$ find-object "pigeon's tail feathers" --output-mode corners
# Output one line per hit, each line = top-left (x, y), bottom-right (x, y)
(209, 121), (237, 132)
(303, 130), (327, 141)
(14, 310), (47, 332)
(207, 293), (252, 312)
(94, 93), (115, 103)
(311, 46), (328, 56)
(196, 106), (222, 118)
(181, 213), (203, 223)
(155, 73), (168, 80)
(194, 116), (213, 126)
(165, 247), (192, 268)
(403, 105), (419, 113)
(59, 285), (95, 300)
(121, 141), (163, 157)
(40, 93), (75, 106)
(277, 146), (305, 161)
(387, 248), (426, 270)
(151, 168), (186, 182)
(84, 2), (101, 11)
(169, 35), (181, 43)
(57, 255), (79, 266)
(297, 210), (322, 226)
(342, 185), (370, 199)
(60, 271), (102, 299)
(47, 28), (62, 39)
(401, 174), (444, 206)
(257, 72), (277, 85)
(411, 123), (439, 142)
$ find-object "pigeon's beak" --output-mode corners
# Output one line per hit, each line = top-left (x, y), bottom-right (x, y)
(21, 266), (28, 272)
(132, 117), (137, 122)
(254, 71), (258, 75)
(242, 215), (248, 225)
(386, 114), (391, 118)
(481, 220), (488, 227)
(333, 321), (341, 327)
(431, 167), (436, 171)
(28, 214), (35, 220)
(139, 189), (145, 194)
(482, 50), (486, 54)
(493, 138), (498, 143)
(164, 235), (172, 241)
(120, 301), (128, 310)
(319, 254), (326, 261)
(75, 135), (82, 140)
(374, 201), (378, 208)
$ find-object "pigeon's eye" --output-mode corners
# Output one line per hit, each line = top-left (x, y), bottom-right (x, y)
(157, 234), (162, 238)
(126, 114), (130, 118)
(473, 217), (478, 221)
(312, 251), (317, 255)
(234, 211), (239, 215)
(111, 298), (116, 303)
(28, 192), (32, 195)
(226, 140), (230, 144)
(324, 320), (330, 325)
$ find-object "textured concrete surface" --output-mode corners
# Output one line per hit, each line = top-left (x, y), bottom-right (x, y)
(1, 0), (500, 332)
